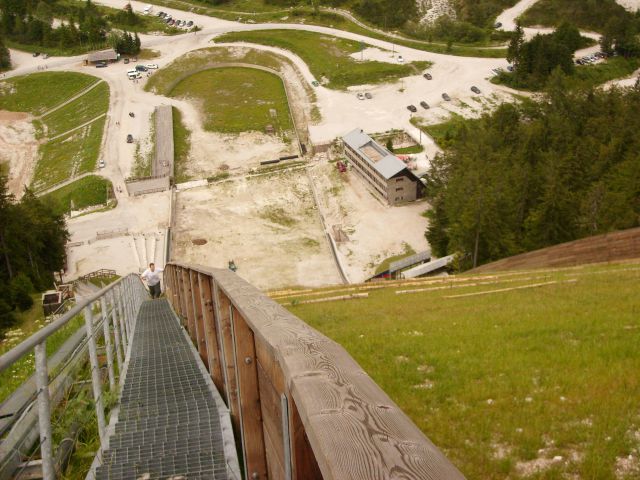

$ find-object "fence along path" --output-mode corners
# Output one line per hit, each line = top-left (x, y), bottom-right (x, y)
(164, 262), (465, 479)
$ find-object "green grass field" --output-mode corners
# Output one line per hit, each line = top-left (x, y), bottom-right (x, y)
(42, 82), (110, 138)
(285, 262), (640, 479)
(215, 30), (431, 89)
(411, 114), (467, 149)
(169, 67), (294, 134)
(0, 72), (99, 115)
(172, 107), (192, 183)
(33, 116), (106, 190)
(41, 175), (112, 215)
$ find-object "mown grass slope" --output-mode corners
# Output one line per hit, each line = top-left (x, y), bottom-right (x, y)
(285, 262), (640, 479)
(0, 72), (98, 115)
(42, 175), (112, 216)
(215, 30), (431, 89)
(170, 67), (294, 134)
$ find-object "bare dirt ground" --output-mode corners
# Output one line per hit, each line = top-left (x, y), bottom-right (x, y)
(309, 159), (430, 283)
(172, 169), (341, 289)
(0, 111), (39, 198)
(616, 0), (640, 11)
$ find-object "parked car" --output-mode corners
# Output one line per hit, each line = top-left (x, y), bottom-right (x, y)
(397, 55), (404, 63)
(494, 22), (502, 28)
(99, 160), (105, 168)
(365, 92), (372, 99)
(146, 64), (159, 69)
(423, 72), (432, 80)
(357, 92), (365, 100)
(442, 93), (451, 101)
(32, 52), (40, 57)
(311, 80), (319, 87)
(157, 11), (165, 17)
(126, 134), (134, 143)
(168, 19), (175, 25)
(135, 65), (148, 72)
(420, 101), (429, 109)
(407, 105), (417, 112)
(96, 62), (108, 68)
(187, 20), (194, 27)
(471, 86), (481, 94)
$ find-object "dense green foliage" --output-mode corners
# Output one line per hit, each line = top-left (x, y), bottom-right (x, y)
(109, 30), (141, 55)
(520, 0), (640, 33)
(423, 77), (640, 269)
(0, 176), (69, 330)
(0, 33), (9, 69)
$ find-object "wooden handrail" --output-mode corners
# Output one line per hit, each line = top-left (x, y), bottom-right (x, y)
(164, 262), (465, 480)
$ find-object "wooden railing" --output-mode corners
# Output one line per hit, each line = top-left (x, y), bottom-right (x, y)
(164, 263), (465, 480)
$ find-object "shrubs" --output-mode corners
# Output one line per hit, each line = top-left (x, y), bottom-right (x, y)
(10, 274), (34, 312)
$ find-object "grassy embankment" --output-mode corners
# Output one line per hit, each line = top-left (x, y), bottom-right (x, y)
(172, 107), (192, 183)
(41, 175), (112, 216)
(215, 30), (431, 89)
(170, 67), (294, 134)
(0, 72), (111, 197)
(148, 0), (508, 57)
(283, 261), (640, 479)
(411, 113), (467, 149)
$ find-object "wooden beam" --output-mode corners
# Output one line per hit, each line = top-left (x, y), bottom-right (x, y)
(213, 283), (240, 432)
(198, 273), (224, 394)
(289, 397), (322, 480)
(190, 270), (208, 364)
(181, 268), (196, 341)
(231, 307), (267, 480)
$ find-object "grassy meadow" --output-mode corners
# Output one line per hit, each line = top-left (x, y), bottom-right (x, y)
(285, 262), (640, 479)
(0, 72), (98, 115)
(33, 116), (106, 190)
(42, 81), (110, 138)
(42, 175), (112, 215)
(215, 30), (431, 89)
(170, 67), (294, 134)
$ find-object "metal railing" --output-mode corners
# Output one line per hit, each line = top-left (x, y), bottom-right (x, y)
(164, 263), (465, 480)
(0, 274), (148, 480)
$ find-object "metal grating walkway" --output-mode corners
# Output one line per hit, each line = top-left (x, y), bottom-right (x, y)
(96, 300), (230, 480)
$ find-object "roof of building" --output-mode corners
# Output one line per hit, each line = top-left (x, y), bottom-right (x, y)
(389, 250), (431, 273)
(401, 255), (455, 279)
(87, 49), (118, 62)
(342, 128), (408, 180)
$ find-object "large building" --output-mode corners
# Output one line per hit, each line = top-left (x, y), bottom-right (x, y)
(341, 129), (424, 206)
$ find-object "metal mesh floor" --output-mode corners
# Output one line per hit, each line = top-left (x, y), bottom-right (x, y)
(96, 300), (229, 480)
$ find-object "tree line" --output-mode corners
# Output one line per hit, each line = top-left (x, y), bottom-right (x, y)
(0, 0), (142, 53)
(423, 74), (640, 270)
(0, 176), (69, 331)
(0, 33), (9, 68)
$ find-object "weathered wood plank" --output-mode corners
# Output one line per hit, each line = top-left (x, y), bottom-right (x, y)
(190, 269), (208, 364)
(181, 268), (196, 341)
(289, 395), (323, 480)
(257, 361), (284, 465)
(198, 273), (225, 395)
(231, 307), (267, 480)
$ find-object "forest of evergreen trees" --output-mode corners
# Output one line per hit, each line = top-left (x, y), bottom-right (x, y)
(0, 0), (142, 53)
(0, 176), (69, 331)
(424, 74), (640, 270)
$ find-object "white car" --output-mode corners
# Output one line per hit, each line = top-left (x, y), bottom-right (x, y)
(146, 64), (159, 69)
(99, 160), (105, 168)
(357, 92), (365, 100)
(397, 55), (404, 63)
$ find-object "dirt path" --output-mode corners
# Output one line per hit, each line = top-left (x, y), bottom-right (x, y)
(0, 111), (39, 198)
(495, 0), (542, 31)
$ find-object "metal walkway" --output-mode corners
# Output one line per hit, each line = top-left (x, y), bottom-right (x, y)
(95, 299), (235, 480)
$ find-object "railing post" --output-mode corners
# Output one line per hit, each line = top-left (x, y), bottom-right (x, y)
(84, 305), (107, 444)
(230, 307), (267, 479)
(109, 290), (124, 374)
(182, 269), (196, 340)
(116, 284), (129, 352)
(198, 273), (224, 394)
(100, 296), (115, 390)
(190, 270), (208, 365)
(34, 342), (55, 480)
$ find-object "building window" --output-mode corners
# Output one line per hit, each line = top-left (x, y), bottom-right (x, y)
(396, 187), (404, 192)
(396, 177), (404, 182)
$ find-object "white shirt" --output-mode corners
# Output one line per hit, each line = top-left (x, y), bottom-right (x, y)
(141, 267), (163, 286)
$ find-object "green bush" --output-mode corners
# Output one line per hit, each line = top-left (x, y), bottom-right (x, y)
(10, 274), (34, 311)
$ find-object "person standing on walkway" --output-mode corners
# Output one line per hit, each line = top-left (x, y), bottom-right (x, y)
(141, 263), (163, 299)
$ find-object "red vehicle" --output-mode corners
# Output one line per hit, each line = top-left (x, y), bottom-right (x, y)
(337, 161), (347, 173)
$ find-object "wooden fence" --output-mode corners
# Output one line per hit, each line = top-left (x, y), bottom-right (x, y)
(164, 263), (465, 480)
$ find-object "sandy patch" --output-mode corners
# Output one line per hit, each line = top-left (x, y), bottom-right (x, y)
(0, 111), (39, 198)
(616, 0), (640, 12)
(309, 159), (430, 283)
(172, 170), (341, 289)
